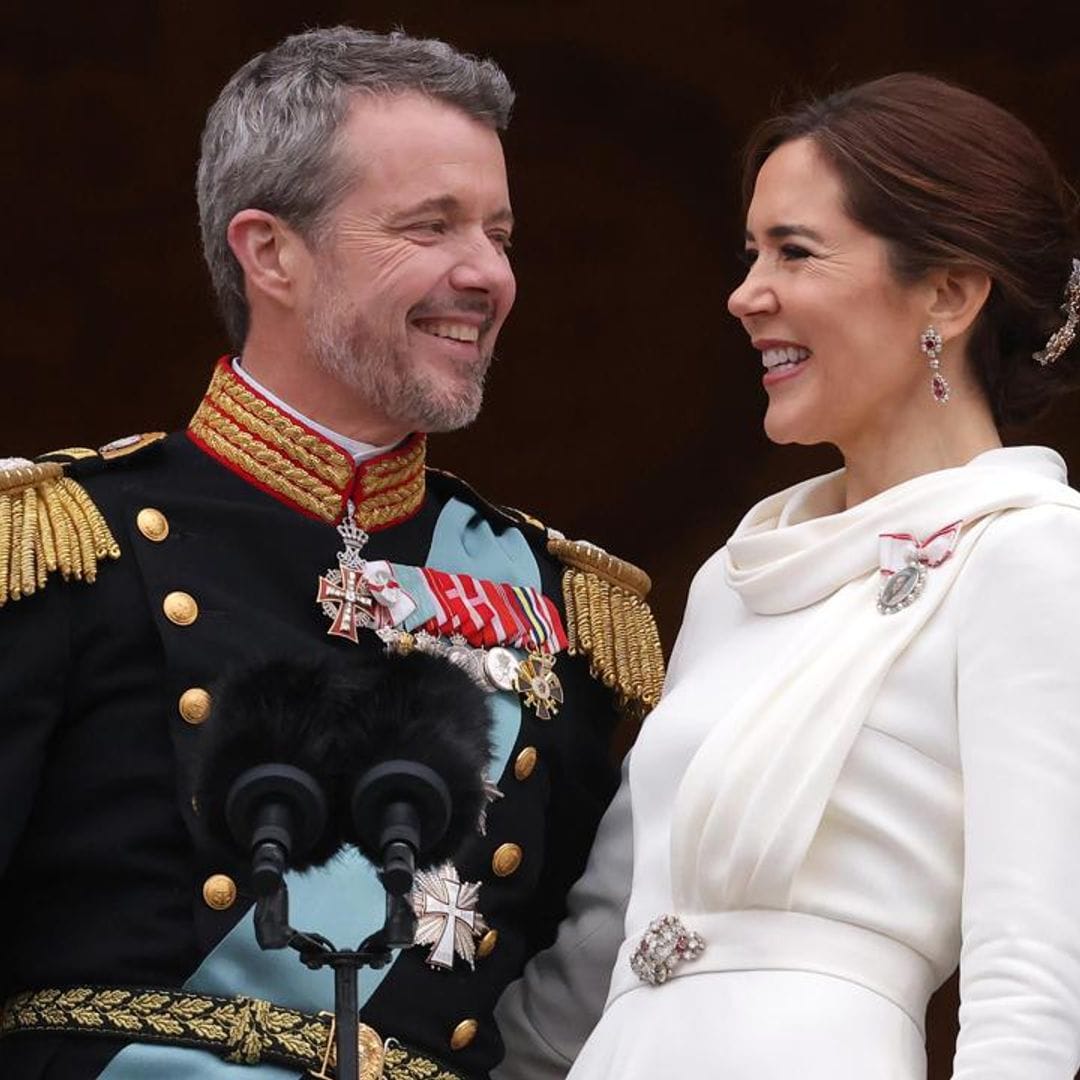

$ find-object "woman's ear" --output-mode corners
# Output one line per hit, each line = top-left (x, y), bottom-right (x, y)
(926, 266), (993, 342)
(226, 209), (311, 311)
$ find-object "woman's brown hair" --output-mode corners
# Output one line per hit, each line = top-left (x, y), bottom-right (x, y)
(742, 73), (1079, 428)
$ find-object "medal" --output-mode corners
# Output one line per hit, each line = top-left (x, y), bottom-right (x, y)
(317, 507), (568, 719)
(513, 653), (564, 719)
(876, 561), (926, 614)
(877, 520), (961, 615)
(317, 503), (373, 642)
(483, 646), (519, 691)
(411, 862), (487, 970)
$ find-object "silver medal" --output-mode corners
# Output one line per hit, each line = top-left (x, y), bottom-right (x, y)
(483, 646), (519, 691)
(877, 562), (926, 615)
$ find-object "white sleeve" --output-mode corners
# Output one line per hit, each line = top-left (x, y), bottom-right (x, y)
(953, 504), (1080, 1078)
(491, 764), (633, 1080)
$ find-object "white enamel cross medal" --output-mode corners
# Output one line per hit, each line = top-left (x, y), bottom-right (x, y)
(411, 862), (488, 970)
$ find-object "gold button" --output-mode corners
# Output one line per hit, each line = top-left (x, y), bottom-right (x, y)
(514, 747), (538, 781)
(450, 1018), (478, 1051)
(476, 929), (498, 959)
(202, 874), (237, 910)
(492, 843), (522, 878)
(163, 591), (198, 626)
(178, 688), (212, 725)
(136, 507), (169, 542)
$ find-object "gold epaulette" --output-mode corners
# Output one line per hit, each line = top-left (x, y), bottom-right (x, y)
(0, 458), (120, 606)
(547, 537), (665, 721)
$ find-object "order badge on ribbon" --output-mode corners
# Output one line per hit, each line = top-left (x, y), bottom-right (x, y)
(876, 520), (962, 615)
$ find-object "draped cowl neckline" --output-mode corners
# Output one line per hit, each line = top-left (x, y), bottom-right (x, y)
(669, 444), (1080, 916)
(724, 446), (1070, 615)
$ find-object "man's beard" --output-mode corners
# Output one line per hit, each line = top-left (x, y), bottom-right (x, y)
(306, 275), (491, 434)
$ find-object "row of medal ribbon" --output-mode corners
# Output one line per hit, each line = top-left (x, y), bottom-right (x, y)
(318, 553), (568, 718)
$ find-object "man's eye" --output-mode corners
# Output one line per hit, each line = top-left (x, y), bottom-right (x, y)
(411, 221), (447, 235)
(490, 232), (513, 252)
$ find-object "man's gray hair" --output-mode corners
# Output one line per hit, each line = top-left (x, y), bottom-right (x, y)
(196, 26), (515, 347)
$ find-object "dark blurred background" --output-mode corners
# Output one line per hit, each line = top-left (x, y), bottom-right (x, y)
(4, 3), (1079, 1072)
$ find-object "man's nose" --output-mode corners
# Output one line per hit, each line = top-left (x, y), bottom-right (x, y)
(449, 232), (515, 298)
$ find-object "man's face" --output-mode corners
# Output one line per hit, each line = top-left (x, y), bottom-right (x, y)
(303, 92), (516, 435)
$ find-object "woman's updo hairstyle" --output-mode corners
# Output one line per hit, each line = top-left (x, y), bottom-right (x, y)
(742, 73), (1080, 428)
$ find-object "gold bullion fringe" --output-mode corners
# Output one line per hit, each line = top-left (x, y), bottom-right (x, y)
(562, 566), (665, 721)
(1, 986), (465, 1080)
(0, 464), (120, 606)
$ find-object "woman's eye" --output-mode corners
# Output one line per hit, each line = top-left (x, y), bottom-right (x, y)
(780, 243), (812, 260)
(738, 249), (759, 267)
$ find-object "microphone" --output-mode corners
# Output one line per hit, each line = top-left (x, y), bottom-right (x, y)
(195, 649), (494, 899)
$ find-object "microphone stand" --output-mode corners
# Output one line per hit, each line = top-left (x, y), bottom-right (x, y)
(255, 876), (416, 1080)
(236, 761), (449, 1080)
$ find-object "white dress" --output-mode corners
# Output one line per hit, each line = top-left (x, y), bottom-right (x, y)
(493, 446), (1080, 1080)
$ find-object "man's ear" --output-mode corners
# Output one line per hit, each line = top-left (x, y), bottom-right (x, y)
(226, 209), (310, 310)
(926, 265), (993, 343)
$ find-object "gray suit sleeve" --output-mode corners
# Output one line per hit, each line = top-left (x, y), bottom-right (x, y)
(492, 763), (634, 1079)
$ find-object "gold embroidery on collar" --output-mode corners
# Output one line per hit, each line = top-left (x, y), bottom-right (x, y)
(359, 435), (426, 495)
(354, 468), (426, 531)
(211, 384), (352, 491)
(188, 362), (427, 529)
(189, 409), (344, 522)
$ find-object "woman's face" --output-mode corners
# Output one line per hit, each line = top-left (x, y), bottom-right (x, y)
(728, 137), (933, 451)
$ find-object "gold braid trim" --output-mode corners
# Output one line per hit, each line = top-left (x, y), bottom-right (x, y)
(2, 986), (466, 1080)
(354, 469), (426, 531)
(189, 363), (428, 530)
(548, 538), (665, 720)
(547, 537), (652, 596)
(189, 408), (346, 523)
(0, 463), (120, 606)
(216, 374), (354, 487)
(359, 435), (426, 496)
(211, 377), (353, 490)
(352, 435), (426, 530)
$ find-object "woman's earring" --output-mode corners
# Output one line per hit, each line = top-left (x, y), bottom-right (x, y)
(920, 326), (949, 404)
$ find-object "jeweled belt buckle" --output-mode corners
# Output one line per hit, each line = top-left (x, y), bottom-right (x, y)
(629, 914), (705, 986)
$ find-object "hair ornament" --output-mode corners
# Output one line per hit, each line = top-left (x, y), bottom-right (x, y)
(1034, 258), (1080, 366)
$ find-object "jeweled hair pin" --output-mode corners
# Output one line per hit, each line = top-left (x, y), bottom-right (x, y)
(1034, 258), (1080, 366)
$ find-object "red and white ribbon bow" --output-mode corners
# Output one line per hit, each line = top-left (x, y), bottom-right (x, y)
(361, 560), (417, 625)
(878, 520), (963, 575)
